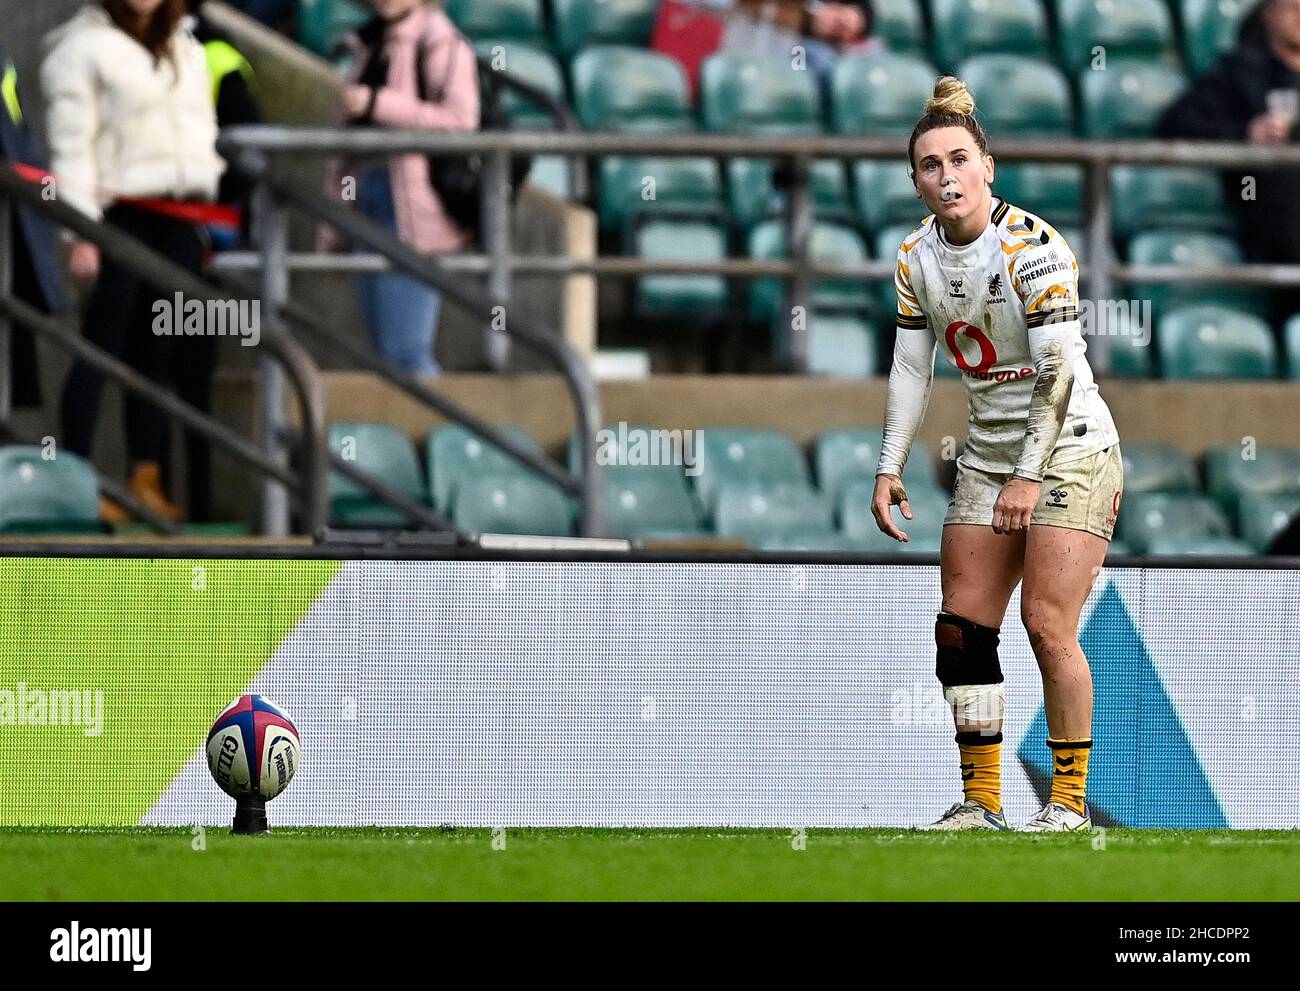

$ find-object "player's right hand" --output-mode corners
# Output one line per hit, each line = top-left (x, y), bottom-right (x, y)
(871, 473), (913, 542)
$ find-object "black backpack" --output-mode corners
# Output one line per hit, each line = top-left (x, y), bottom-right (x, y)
(414, 29), (532, 234)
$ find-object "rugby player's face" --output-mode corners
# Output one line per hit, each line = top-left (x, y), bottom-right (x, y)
(912, 128), (994, 223)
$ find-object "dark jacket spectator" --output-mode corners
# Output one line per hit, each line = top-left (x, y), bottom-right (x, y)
(1157, 0), (1300, 320)
(191, 6), (262, 244)
(0, 42), (67, 409)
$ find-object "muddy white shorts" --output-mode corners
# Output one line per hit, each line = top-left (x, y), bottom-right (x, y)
(944, 444), (1125, 540)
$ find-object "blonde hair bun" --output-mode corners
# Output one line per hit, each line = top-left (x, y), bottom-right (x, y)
(925, 76), (976, 117)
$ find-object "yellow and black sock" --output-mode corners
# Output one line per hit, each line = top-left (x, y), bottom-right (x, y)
(956, 730), (1002, 815)
(1048, 738), (1092, 816)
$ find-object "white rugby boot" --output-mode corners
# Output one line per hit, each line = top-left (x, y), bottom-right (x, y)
(918, 799), (1009, 831)
(1018, 801), (1092, 832)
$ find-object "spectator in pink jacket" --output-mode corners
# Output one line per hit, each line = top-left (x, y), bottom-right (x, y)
(322, 0), (479, 374)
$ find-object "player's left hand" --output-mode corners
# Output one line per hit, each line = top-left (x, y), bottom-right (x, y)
(992, 478), (1040, 535)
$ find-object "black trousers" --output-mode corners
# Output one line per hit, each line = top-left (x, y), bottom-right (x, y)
(60, 203), (215, 520)
(8, 211), (45, 409)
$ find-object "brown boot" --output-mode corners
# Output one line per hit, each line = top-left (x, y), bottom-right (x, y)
(127, 461), (185, 524)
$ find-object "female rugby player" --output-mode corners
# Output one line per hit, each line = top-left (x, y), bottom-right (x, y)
(871, 78), (1123, 831)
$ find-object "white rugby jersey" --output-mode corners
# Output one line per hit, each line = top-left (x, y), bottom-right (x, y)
(877, 198), (1119, 480)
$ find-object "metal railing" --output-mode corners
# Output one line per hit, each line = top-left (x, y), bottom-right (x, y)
(203, 39), (607, 536)
(0, 163), (329, 536)
(219, 127), (1300, 374)
(220, 144), (607, 537)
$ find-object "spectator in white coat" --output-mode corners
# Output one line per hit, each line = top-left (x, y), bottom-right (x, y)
(42, 0), (225, 522)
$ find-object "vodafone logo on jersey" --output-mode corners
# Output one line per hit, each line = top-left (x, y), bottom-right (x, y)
(944, 321), (1035, 382)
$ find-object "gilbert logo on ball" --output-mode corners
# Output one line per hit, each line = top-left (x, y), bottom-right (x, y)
(206, 695), (300, 800)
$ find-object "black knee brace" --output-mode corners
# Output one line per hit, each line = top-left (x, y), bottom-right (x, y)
(935, 612), (1004, 687)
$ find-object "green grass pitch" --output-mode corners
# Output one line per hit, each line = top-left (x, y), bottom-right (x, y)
(1, 827), (1297, 900)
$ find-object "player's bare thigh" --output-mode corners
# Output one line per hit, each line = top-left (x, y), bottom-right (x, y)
(940, 523), (1026, 628)
(1021, 524), (1109, 638)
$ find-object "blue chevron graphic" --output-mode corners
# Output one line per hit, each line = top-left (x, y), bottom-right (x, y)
(1017, 581), (1227, 828)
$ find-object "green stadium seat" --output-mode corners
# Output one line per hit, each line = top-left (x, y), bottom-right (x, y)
(0, 447), (100, 533)
(1157, 305), (1279, 380)
(814, 428), (937, 503)
(446, 0), (543, 41)
(931, 0), (1050, 70)
(551, 0), (658, 58)
(597, 156), (723, 233)
(995, 163), (1084, 227)
(956, 56), (1075, 136)
(474, 42), (572, 192)
(1111, 166), (1234, 242)
(329, 423), (426, 527)
(604, 471), (704, 539)
(714, 483), (833, 542)
(1182, 0), (1251, 76)
(694, 429), (811, 511)
(526, 157), (571, 197)
(1079, 60), (1188, 139)
(633, 220), (728, 320)
(475, 40), (567, 129)
(1106, 324), (1157, 378)
(726, 158), (853, 229)
(570, 47), (693, 131)
(872, 222), (927, 319)
(1204, 444), (1300, 525)
(853, 160), (925, 233)
(700, 52), (822, 134)
(1284, 313), (1300, 379)
(747, 220), (871, 324)
(839, 477), (948, 543)
(452, 474), (572, 535)
(871, 0), (927, 52)
(1057, 0), (1175, 75)
(700, 52), (834, 226)
(427, 425), (542, 514)
(830, 53), (940, 136)
(1120, 443), (1198, 494)
(1116, 492), (1233, 552)
(1238, 491), (1300, 552)
(1055, 226), (1087, 262)
(806, 314), (879, 377)
(1128, 231), (1269, 323)
(297, 0), (368, 59)
(1145, 536), (1256, 556)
